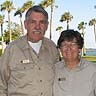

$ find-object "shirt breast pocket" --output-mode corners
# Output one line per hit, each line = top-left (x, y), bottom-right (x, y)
(57, 77), (69, 91)
(12, 59), (35, 71)
(16, 60), (36, 71)
(10, 61), (35, 80)
(16, 63), (34, 70)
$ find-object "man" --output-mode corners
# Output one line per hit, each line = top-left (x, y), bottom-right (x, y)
(54, 29), (96, 96)
(0, 5), (59, 96)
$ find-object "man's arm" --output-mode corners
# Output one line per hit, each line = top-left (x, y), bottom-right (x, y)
(0, 47), (10, 96)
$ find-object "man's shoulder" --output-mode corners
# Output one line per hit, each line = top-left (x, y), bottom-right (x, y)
(43, 37), (57, 47)
(7, 35), (27, 49)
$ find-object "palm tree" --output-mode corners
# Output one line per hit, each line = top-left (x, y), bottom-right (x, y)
(14, 8), (24, 35)
(60, 12), (73, 30)
(14, 1), (34, 35)
(89, 18), (96, 44)
(1, 0), (15, 42)
(78, 21), (87, 56)
(0, 15), (4, 53)
(39, 0), (54, 39)
(56, 26), (63, 33)
(22, 0), (34, 11)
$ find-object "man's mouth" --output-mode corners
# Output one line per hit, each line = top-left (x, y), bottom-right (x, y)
(33, 30), (41, 34)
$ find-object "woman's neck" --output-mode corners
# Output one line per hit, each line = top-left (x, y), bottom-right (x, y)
(65, 58), (80, 70)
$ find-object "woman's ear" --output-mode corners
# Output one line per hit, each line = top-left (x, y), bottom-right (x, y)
(79, 49), (82, 53)
(78, 49), (82, 56)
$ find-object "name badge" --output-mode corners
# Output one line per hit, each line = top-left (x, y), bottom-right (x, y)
(20, 59), (30, 64)
(58, 77), (66, 81)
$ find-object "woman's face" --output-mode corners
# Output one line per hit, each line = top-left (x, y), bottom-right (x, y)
(60, 39), (81, 62)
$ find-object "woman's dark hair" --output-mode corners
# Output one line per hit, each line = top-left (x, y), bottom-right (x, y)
(57, 29), (84, 49)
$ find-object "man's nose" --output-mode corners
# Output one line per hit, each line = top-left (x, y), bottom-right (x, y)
(35, 22), (40, 29)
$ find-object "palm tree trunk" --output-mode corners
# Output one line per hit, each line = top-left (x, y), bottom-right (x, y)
(1, 24), (4, 53)
(49, 1), (54, 39)
(8, 12), (12, 42)
(67, 20), (69, 30)
(82, 28), (86, 56)
(20, 16), (24, 35)
(94, 24), (96, 44)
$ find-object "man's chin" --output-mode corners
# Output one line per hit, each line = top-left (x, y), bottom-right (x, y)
(31, 38), (42, 43)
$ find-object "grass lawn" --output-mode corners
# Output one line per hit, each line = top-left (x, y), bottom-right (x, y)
(82, 56), (96, 63)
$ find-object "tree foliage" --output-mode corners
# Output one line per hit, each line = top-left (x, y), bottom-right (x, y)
(1, 0), (15, 42)
(3, 22), (22, 44)
(89, 18), (96, 43)
(56, 26), (63, 32)
(60, 12), (73, 30)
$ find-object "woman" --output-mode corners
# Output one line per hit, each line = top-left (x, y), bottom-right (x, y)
(54, 29), (96, 96)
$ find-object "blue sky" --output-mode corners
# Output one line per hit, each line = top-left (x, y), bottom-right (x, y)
(0, 0), (96, 48)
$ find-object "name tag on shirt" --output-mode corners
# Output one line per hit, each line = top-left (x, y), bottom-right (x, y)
(58, 77), (66, 81)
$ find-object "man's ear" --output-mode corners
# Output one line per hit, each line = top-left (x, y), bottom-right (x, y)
(24, 20), (27, 29)
(45, 21), (49, 31)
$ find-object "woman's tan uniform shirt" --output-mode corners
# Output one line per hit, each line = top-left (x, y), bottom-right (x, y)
(54, 58), (96, 96)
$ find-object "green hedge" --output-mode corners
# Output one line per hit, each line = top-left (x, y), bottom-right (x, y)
(82, 56), (96, 62)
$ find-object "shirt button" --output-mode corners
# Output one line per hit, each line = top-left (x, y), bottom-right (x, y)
(38, 67), (41, 70)
(40, 80), (42, 82)
(41, 92), (43, 95)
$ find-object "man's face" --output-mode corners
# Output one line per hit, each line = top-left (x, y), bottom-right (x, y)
(24, 11), (48, 42)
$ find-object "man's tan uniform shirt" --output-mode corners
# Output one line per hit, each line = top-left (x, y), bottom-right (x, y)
(0, 35), (59, 96)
